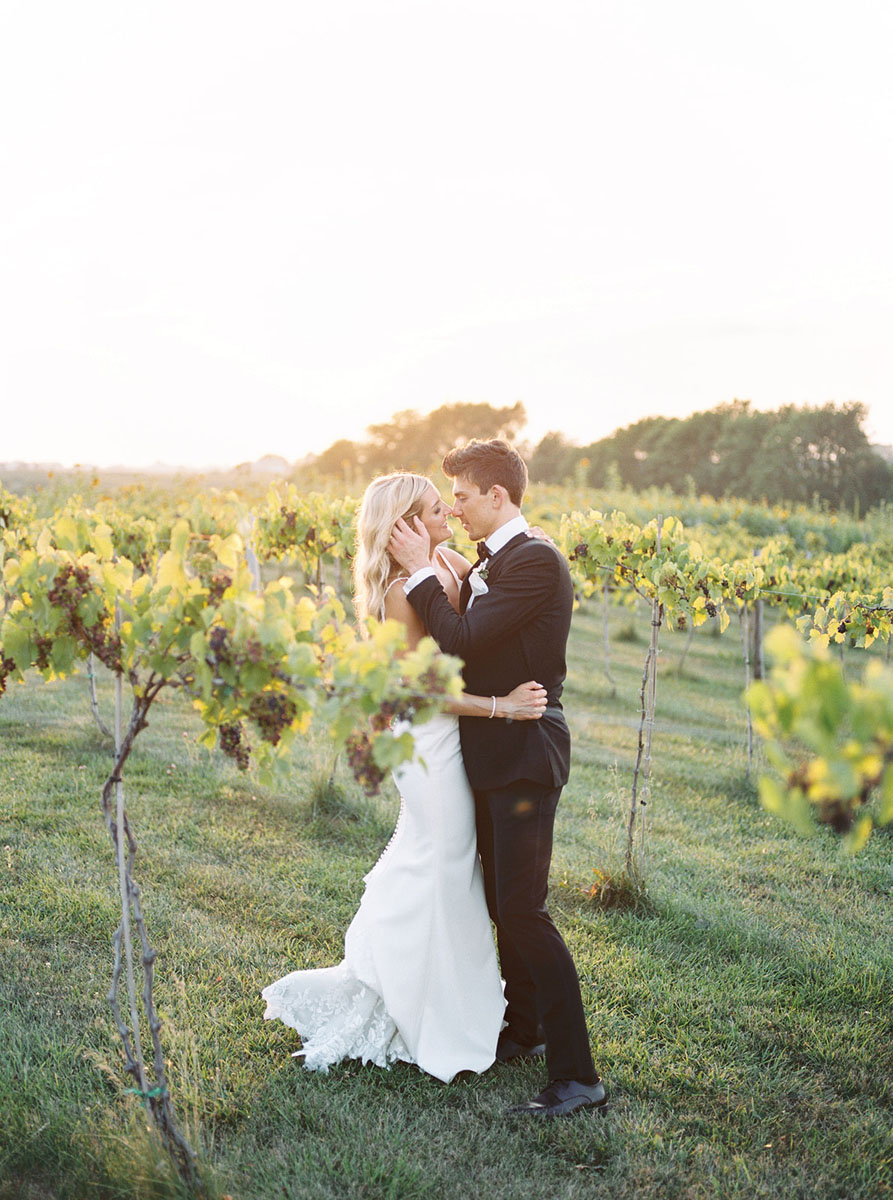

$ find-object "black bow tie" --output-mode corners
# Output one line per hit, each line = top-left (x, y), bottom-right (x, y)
(474, 541), (491, 564)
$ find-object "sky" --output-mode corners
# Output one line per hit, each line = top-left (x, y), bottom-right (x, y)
(2, 0), (892, 469)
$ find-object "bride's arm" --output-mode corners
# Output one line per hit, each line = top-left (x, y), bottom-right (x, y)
(445, 681), (547, 721)
(382, 587), (546, 721)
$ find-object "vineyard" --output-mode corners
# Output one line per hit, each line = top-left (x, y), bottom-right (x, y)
(1, 471), (891, 1199)
(4, 474), (889, 844)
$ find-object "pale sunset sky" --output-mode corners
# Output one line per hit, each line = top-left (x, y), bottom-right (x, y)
(2, 1), (891, 468)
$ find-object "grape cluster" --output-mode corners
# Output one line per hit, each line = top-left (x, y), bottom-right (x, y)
(279, 506), (297, 530)
(369, 699), (399, 733)
(219, 721), (250, 770)
(47, 562), (91, 608)
(345, 731), (386, 796)
(248, 691), (297, 746)
(192, 550), (239, 604)
(568, 543), (589, 561)
(44, 563), (123, 671)
(34, 635), (53, 671)
(369, 698), (419, 733)
(207, 571), (232, 604)
(417, 666), (444, 693)
(695, 579), (719, 618)
(208, 625), (232, 664)
(0, 651), (16, 698)
(788, 762), (858, 834)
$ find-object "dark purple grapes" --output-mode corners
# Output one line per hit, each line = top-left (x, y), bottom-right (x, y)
(248, 691), (297, 746)
(207, 571), (232, 604)
(219, 722), (250, 770)
(345, 731), (386, 796)
(41, 563), (123, 672)
(0, 651), (15, 698)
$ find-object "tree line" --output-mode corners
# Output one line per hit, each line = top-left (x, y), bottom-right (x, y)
(304, 399), (892, 512)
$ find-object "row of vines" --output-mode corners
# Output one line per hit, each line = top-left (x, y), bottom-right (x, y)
(3, 477), (891, 846)
(0, 485), (461, 1190)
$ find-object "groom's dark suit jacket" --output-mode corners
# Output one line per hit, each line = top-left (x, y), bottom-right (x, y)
(407, 533), (573, 791)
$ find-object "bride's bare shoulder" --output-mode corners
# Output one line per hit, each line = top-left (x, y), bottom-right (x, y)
(436, 545), (472, 579)
(382, 579), (426, 646)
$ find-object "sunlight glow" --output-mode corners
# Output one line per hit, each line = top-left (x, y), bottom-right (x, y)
(2, 1), (891, 468)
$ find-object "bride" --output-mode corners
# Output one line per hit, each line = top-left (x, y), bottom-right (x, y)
(261, 472), (548, 1083)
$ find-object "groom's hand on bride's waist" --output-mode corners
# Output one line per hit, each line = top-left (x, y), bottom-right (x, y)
(389, 517), (433, 574)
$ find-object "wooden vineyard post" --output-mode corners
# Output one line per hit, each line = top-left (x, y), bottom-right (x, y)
(752, 597), (765, 680)
(740, 600), (754, 776)
(87, 651), (113, 740)
(626, 515), (663, 887)
(244, 518), (263, 595)
(602, 582), (617, 696)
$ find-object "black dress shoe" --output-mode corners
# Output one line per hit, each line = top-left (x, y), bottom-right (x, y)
(495, 1033), (546, 1063)
(508, 1077), (608, 1117)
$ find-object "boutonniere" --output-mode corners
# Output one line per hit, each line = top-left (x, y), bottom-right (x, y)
(468, 559), (490, 595)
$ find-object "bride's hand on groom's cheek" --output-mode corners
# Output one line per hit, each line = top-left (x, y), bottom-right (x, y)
(389, 517), (431, 572)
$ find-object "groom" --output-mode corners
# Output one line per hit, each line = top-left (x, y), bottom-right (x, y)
(389, 438), (606, 1117)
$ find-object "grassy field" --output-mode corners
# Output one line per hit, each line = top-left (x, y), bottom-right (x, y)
(1, 601), (891, 1199)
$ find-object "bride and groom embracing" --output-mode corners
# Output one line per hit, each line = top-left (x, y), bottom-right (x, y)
(262, 438), (607, 1118)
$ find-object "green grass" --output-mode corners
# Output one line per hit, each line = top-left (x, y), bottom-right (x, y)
(1, 603), (891, 1199)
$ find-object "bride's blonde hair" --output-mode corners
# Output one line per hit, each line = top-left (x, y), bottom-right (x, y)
(353, 472), (434, 626)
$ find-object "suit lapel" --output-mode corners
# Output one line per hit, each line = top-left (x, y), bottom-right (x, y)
(459, 573), (472, 614)
(460, 532), (528, 614)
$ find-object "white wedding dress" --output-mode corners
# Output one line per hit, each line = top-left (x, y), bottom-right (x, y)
(261, 711), (506, 1083)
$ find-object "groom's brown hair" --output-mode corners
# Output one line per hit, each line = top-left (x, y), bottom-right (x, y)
(442, 439), (528, 507)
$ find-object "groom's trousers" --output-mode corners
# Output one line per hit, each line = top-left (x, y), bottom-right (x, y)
(474, 779), (597, 1085)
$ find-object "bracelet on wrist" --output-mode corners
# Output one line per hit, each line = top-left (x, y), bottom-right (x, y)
(489, 695), (497, 719)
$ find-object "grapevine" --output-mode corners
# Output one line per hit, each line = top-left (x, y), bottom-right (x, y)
(0, 506), (463, 1186)
(747, 625), (893, 849)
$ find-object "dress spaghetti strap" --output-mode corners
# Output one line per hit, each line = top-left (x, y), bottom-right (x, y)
(380, 576), (410, 621)
(434, 545), (463, 588)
